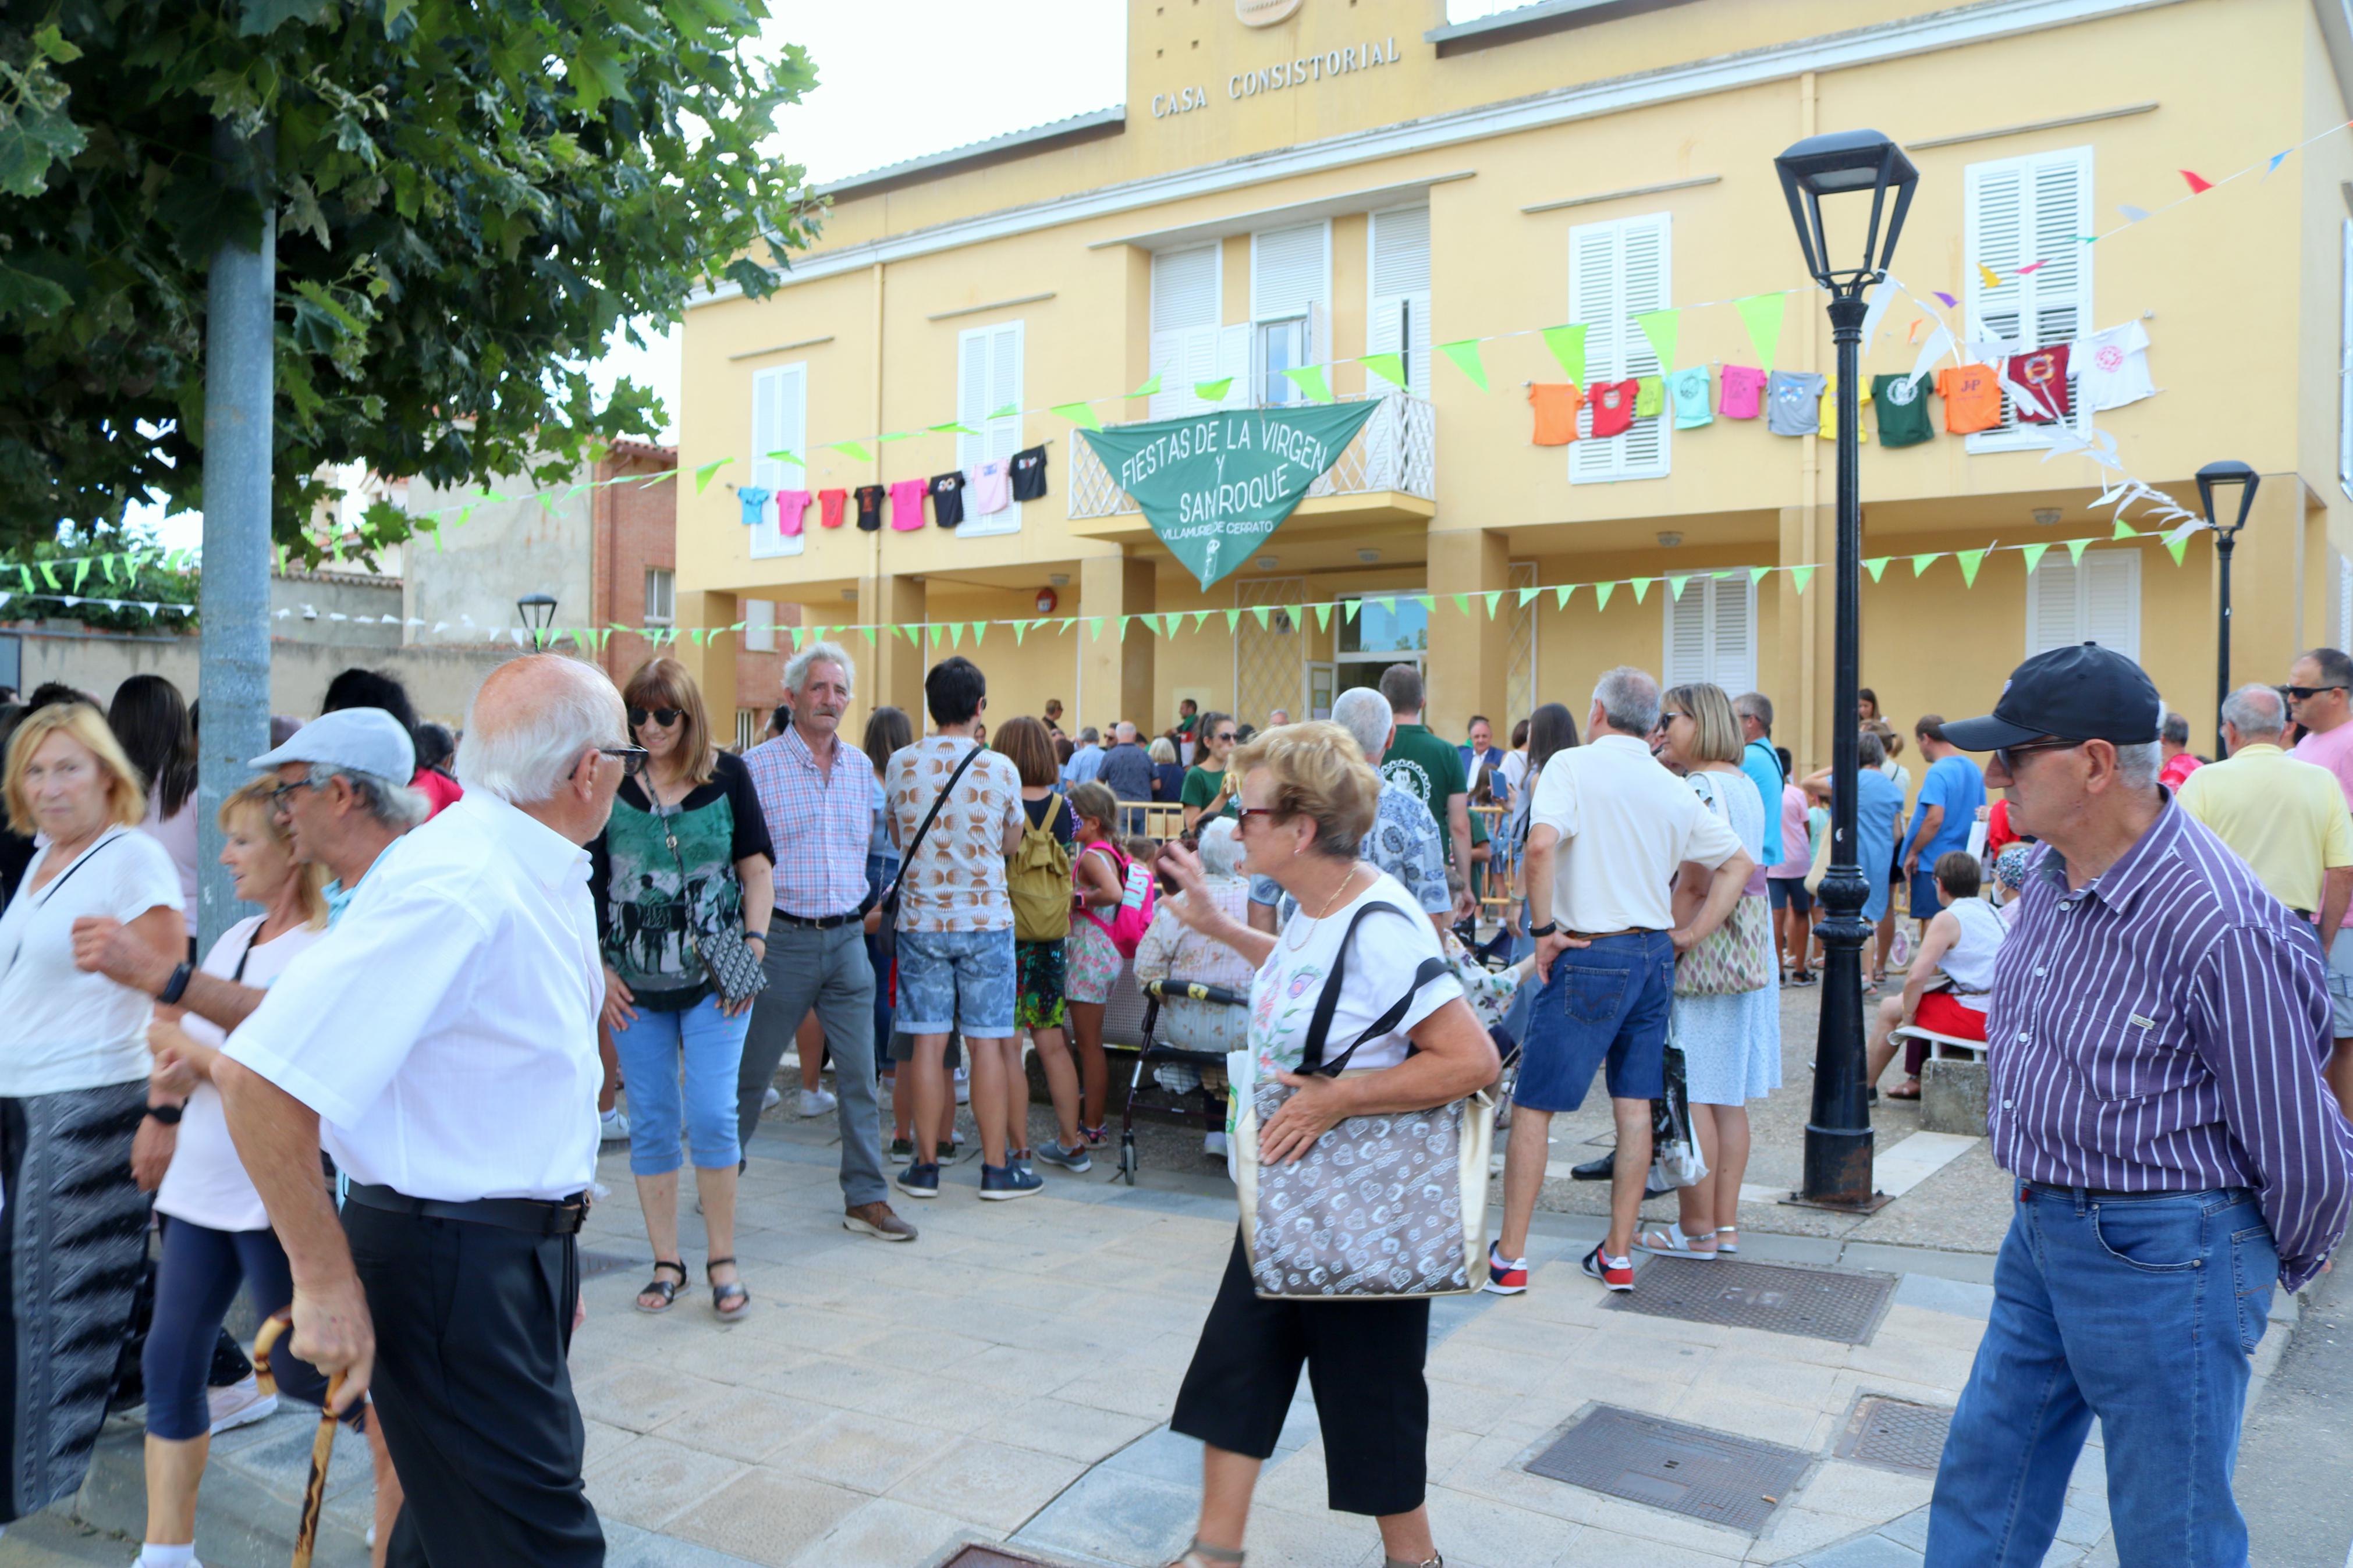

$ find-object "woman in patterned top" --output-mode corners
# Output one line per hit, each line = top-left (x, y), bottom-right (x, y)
(590, 659), (774, 1321)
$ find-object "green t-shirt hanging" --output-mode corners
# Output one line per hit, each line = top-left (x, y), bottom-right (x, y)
(1871, 373), (1936, 449)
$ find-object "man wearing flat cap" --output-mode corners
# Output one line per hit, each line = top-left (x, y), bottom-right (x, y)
(1922, 642), (2353, 1567)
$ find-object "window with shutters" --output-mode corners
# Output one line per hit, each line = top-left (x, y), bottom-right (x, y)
(1568, 211), (1671, 483)
(1660, 571), (1754, 692)
(1367, 206), (1431, 396)
(644, 567), (675, 626)
(748, 364), (805, 559)
(2332, 547), (2353, 651)
(1150, 245), (1226, 420)
(956, 321), (1024, 537)
(2340, 220), (2353, 498)
(1964, 146), (2093, 453)
(1252, 222), (1329, 407)
(2025, 549), (2138, 661)
(743, 599), (776, 653)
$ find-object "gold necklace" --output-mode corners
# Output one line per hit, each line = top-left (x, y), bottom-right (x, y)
(1287, 864), (1364, 947)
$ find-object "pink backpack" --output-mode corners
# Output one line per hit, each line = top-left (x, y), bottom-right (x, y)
(1079, 841), (1156, 958)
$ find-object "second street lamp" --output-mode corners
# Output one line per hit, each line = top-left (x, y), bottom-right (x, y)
(1774, 129), (1917, 1210)
(2194, 460), (2259, 758)
(516, 592), (558, 650)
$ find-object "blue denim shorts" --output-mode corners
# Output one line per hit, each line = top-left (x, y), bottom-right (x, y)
(1514, 930), (1675, 1112)
(895, 927), (1016, 1038)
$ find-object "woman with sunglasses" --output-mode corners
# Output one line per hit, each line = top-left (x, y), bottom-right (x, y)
(1180, 711), (1241, 833)
(589, 659), (775, 1321)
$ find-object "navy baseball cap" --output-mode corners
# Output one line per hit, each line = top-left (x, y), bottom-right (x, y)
(1939, 642), (2164, 752)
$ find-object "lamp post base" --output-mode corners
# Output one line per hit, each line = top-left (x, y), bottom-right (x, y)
(1782, 1121), (1891, 1213)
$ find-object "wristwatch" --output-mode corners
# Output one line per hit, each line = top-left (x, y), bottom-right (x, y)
(1528, 920), (1559, 938)
(143, 1103), (183, 1126)
(158, 961), (194, 1005)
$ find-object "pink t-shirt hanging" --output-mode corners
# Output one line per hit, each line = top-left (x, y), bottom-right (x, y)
(968, 460), (1012, 516)
(888, 478), (928, 531)
(1718, 366), (1768, 419)
(1587, 379), (1638, 438)
(775, 490), (812, 537)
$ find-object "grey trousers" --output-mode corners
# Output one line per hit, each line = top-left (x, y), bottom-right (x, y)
(736, 923), (886, 1207)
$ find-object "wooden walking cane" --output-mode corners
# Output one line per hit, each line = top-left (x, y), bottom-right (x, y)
(251, 1310), (345, 1568)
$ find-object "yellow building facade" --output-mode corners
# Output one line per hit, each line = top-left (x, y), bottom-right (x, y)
(677, 0), (2353, 782)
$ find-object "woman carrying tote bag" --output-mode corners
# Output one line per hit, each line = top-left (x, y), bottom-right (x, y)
(1152, 723), (1497, 1568)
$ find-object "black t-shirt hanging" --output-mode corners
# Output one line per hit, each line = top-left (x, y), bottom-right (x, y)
(1009, 445), (1048, 502)
(930, 471), (967, 528)
(853, 484), (885, 532)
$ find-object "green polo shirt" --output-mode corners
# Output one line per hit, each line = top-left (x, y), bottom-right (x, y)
(1379, 723), (1469, 861)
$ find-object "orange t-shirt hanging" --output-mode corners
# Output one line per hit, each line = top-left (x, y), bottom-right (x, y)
(1529, 383), (1584, 445)
(1935, 362), (2003, 434)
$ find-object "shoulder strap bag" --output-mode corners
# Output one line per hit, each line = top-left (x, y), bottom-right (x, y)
(877, 742), (985, 926)
(1673, 775), (1774, 997)
(1233, 899), (1497, 1301)
(646, 784), (765, 1008)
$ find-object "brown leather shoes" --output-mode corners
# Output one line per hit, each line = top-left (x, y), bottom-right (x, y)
(843, 1201), (917, 1242)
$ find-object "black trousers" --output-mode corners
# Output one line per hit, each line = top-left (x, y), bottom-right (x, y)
(345, 1201), (603, 1567)
(1170, 1232), (1431, 1517)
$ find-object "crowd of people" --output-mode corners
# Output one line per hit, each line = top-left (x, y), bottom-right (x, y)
(0, 627), (2350, 1568)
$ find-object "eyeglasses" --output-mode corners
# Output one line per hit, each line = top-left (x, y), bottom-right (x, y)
(1235, 806), (1281, 827)
(2285, 685), (2349, 700)
(628, 706), (683, 728)
(1659, 710), (1690, 724)
(1994, 737), (2084, 773)
(267, 780), (315, 810)
(1214, 731), (1238, 743)
(572, 746), (650, 780)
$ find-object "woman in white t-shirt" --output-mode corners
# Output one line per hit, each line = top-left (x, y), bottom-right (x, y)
(0, 702), (186, 1527)
(1152, 723), (1495, 1568)
(138, 776), (403, 1566)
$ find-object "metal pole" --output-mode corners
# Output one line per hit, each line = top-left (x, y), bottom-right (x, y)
(2214, 529), (2234, 759)
(196, 120), (274, 951)
(1800, 291), (1878, 1207)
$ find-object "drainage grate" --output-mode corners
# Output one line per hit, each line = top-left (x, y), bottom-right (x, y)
(1606, 1256), (1897, 1345)
(1834, 1396), (1953, 1475)
(576, 1249), (638, 1280)
(941, 1549), (1069, 1568)
(1525, 1405), (1811, 1534)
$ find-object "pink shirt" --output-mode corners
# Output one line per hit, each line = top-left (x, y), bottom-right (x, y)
(888, 478), (928, 531)
(968, 460), (1012, 516)
(2291, 720), (2353, 926)
(776, 489), (811, 536)
(1719, 365), (1768, 419)
(1770, 783), (1812, 878)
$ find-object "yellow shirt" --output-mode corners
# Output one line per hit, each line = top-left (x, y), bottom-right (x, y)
(2175, 744), (2353, 912)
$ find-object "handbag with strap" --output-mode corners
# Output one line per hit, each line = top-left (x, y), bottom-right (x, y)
(646, 788), (765, 1008)
(878, 741), (985, 926)
(1674, 774), (1774, 997)
(1233, 900), (1496, 1301)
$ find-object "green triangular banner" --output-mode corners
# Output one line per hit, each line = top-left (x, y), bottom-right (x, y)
(1128, 374), (1162, 399)
(1735, 293), (1786, 372)
(1791, 566), (1816, 595)
(2065, 538), (2092, 565)
(1362, 353), (1408, 391)
(2111, 520), (2138, 540)
(1450, 593), (1471, 616)
(1864, 557), (1890, 582)
(1956, 549), (1988, 586)
(2020, 542), (2052, 575)
(924, 424), (974, 437)
(829, 441), (871, 462)
(1193, 610), (1213, 632)
(2166, 532), (2191, 565)
(1554, 584), (1577, 609)
(988, 402), (1018, 419)
(1517, 585), (1541, 607)
(1635, 309), (1680, 374)
(876, 431), (914, 444)
(1280, 365), (1335, 404)
(971, 621), (988, 645)
(1250, 605), (1272, 628)
(1052, 403), (1102, 430)
(1749, 566), (1773, 587)
(1195, 378), (1233, 403)
(1439, 339), (1489, 392)
(1593, 581), (1616, 611)
(1630, 577), (1653, 604)
(1087, 616), (1106, 640)
(1666, 574), (1690, 601)
(1012, 620), (1029, 645)
(1412, 594), (1435, 614)
(694, 458), (732, 493)
(1343, 599), (1362, 622)
(1541, 324), (1587, 385)
(1225, 608), (1241, 632)
(1483, 591), (1502, 619)
(1911, 553), (1941, 577)
(1314, 602), (1332, 630)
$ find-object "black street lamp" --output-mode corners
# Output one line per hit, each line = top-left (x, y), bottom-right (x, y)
(516, 591), (558, 649)
(2195, 460), (2259, 758)
(1775, 129), (1917, 1210)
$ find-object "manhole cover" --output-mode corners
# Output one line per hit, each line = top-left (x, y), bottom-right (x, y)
(941, 1549), (1068, 1568)
(576, 1249), (637, 1280)
(1525, 1405), (1811, 1534)
(1834, 1396), (1952, 1475)
(1607, 1256), (1897, 1345)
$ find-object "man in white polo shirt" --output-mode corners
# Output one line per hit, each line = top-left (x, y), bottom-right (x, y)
(216, 656), (634, 1566)
(1486, 667), (1751, 1296)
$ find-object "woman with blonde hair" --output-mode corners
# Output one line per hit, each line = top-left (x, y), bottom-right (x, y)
(139, 778), (403, 1565)
(591, 657), (775, 1321)
(1154, 722), (1496, 1568)
(0, 703), (187, 1526)
(1637, 684), (1779, 1262)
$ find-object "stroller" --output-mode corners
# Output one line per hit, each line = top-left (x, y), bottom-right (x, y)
(1113, 976), (1248, 1185)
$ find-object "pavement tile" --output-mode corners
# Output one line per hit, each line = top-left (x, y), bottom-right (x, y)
(1055, 1359), (1188, 1419)
(602, 1518), (769, 1567)
(768, 1409), (961, 1494)
(786, 1498), (998, 1568)
(663, 1470), (869, 1568)
(888, 1438), (1095, 1531)
(1748, 1505), (1875, 1563)
(1571, 1493), (1760, 1559)
(1211, 1504), (1387, 1568)
(651, 1388), (838, 1464)
(757, 1358), (992, 1431)
(584, 1434), (749, 1530)
(1797, 1460), (1934, 1523)
(585, 1417), (644, 1470)
(1096, 1424), (1205, 1485)
(576, 1362), (740, 1435)
(1666, 1386), (1839, 1449)
(968, 1397), (1164, 1463)
(1797, 1533), (1924, 1567)
(1013, 1465), (1201, 1567)
(2053, 1499), (2110, 1546)
(1878, 1507), (1932, 1549)
(1250, 1440), (1332, 1514)
(1423, 1485), (1587, 1565)
(957, 1340), (1096, 1391)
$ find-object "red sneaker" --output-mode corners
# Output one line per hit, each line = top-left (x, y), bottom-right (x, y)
(1581, 1243), (1635, 1292)
(1482, 1242), (1528, 1296)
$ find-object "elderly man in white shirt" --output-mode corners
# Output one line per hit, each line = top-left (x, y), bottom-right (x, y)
(1486, 667), (1752, 1299)
(216, 655), (634, 1567)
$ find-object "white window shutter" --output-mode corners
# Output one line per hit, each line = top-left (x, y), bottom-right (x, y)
(2339, 550), (2353, 650)
(2080, 551), (2139, 660)
(1568, 212), (1670, 483)
(743, 599), (776, 653)
(2026, 557), (2079, 654)
(956, 322), (1024, 537)
(1148, 329), (1184, 421)
(1567, 222), (1620, 482)
(1663, 582), (1708, 685)
(1616, 214), (1670, 479)
(1965, 146), (2092, 451)
(1252, 222), (1326, 321)
(2340, 219), (2353, 497)
(1369, 207), (1432, 395)
(1216, 323), (1252, 401)
(1152, 246), (1220, 419)
(748, 364), (804, 559)
(1710, 573), (1754, 692)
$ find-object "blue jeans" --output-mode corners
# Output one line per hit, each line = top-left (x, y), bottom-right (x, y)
(612, 993), (751, 1176)
(1926, 1185), (2278, 1567)
(1513, 930), (1675, 1112)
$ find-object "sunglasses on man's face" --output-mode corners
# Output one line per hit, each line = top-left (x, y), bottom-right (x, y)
(1994, 737), (2084, 773)
(2285, 685), (2349, 700)
(629, 706), (683, 728)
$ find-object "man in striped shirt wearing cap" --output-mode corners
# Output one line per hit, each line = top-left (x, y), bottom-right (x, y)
(1923, 642), (2353, 1568)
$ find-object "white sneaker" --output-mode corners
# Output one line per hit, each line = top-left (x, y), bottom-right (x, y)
(761, 1085), (782, 1111)
(133, 1553), (205, 1567)
(953, 1067), (971, 1105)
(1203, 1131), (1229, 1158)
(798, 1087), (837, 1117)
(599, 1107), (630, 1142)
(206, 1374), (277, 1435)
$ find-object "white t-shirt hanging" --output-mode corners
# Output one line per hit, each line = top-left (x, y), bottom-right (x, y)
(2068, 322), (2155, 413)
(0, 826), (186, 1097)
(156, 915), (326, 1232)
(1249, 870), (1463, 1079)
(968, 460), (1012, 516)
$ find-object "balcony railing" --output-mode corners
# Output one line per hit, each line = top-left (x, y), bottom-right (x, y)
(1067, 393), (1436, 522)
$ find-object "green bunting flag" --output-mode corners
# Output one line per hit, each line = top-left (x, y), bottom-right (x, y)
(1012, 620), (1030, 645)
(1666, 574), (1690, 601)
(1314, 602), (1333, 630)
(1518, 585), (1541, 607)
(765, 449), (804, 467)
(971, 621), (988, 645)
(1864, 557), (1890, 582)
(1128, 374), (1162, 400)
(925, 424), (975, 437)
(71, 558), (91, 592)
(1630, 577), (1653, 604)
(2065, 538), (2092, 565)
(1250, 605), (1272, 629)
(1791, 566), (1816, 595)
(1635, 310), (1680, 374)
(1735, 293), (1786, 372)
(1593, 581), (1616, 611)
(2165, 532), (2190, 565)
(1413, 594), (1435, 614)
(1362, 353), (1408, 391)
(1052, 403), (1102, 430)
(1343, 599), (1362, 622)
(1911, 553), (1940, 577)
(1193, 610), (1213, 632)
(1225, 607), (1241, 632)
(694, 458), (732, 493)
(1554, 583), (1577, 609)
(1195, 378), (1233, 403)
(1749, 566), (1773, 587)
(829, 440), (871, 462)
(2020, 542), (2052, 575)
(1279, 365), (1335, 404)
(1450, 593), (1471, 617)
(1439, 339), (1489, 392)
(876, 431), (915, 445)
(1541, 324), (1587, 385)
(1956, 549), (1988, 586)
(1087, 616), (1106, 640)
(1484, 591), (1502, 619)
(988, 403), (1019, 419)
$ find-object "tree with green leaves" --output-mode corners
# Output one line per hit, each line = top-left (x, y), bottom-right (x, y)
(0, 0), (817, 565)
